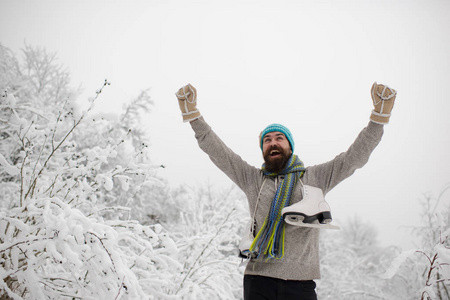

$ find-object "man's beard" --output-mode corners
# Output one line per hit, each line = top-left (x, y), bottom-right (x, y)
(263, 146), (291, 173)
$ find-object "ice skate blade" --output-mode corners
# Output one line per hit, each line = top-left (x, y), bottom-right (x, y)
(285, 220), (340, 230)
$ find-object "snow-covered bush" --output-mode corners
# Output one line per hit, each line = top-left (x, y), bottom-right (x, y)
(318, 217), (401, 299)
(164, 184), (248, 299)
(382, 185), (450, 300)
(318, 185), (450, 300)
(0, 196), (181, 299)
(0, 44), (179, 299)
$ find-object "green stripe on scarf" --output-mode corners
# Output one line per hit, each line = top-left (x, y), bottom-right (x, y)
(250, 154), (305, 260)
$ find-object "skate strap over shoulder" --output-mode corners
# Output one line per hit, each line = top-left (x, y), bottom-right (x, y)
(250, 178), (267, 236)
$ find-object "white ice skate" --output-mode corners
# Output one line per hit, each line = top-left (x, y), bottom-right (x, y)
(282, 184), (339, 230)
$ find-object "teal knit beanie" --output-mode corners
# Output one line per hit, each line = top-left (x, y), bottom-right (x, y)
(260, 124), (294, 152)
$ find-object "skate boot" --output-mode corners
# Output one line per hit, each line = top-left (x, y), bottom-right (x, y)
(238, 233), (254, 258)
(238, 220), (257, 259)
(282, 185), (339, 230)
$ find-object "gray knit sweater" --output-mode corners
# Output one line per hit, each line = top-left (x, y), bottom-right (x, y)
(190, 117), (384, 281)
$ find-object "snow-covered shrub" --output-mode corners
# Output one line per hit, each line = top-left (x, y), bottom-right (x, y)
(0, 196), (180, 299)
(381, 185), (450, 300)
(318, 186), (450, 300)
(318, 217), (402, 300)
(166, 184), (248, 299)
(0, 44), (179, 299)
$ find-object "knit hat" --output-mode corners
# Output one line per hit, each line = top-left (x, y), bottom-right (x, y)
(260, 124), (294, 152)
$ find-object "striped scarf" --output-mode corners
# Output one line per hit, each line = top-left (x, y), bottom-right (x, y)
(250, 154), (305, 260)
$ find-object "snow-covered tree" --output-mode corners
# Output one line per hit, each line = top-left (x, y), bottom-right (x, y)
(317, 185), (450, 300)
(318, 217), (402, 299)
(382, 185), (450, 300)
(0, 44), (178, 299)
(162, 184), (248, 299)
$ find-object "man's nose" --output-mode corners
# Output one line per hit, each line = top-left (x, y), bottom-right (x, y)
(270, 140), (279, 147)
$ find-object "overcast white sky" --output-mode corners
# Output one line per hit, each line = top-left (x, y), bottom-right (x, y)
(1, 0), (450, 250)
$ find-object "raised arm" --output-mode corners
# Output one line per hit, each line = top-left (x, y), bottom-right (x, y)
(306, 82), (397, 195)
(175, 84), (260, 192)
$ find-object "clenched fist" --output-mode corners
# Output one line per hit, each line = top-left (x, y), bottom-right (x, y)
(370, 82), (397, 125)
(175, 84), (201, 122)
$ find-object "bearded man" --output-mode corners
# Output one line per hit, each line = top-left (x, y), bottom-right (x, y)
(175, 83), (396, 300)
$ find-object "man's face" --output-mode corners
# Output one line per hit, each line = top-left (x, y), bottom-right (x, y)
(262, 131), (292, 173)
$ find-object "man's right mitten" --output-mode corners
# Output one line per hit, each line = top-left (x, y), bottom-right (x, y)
(370, 82), (397, 125)
(175, 84), (201, 122)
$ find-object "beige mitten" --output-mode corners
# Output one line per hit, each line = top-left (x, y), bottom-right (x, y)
(175, 84), (201, 122)
(370, 82), (397, 125)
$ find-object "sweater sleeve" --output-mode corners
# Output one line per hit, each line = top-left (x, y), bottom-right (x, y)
(190, 117), (260, 192)
(306, 121), (384, 195)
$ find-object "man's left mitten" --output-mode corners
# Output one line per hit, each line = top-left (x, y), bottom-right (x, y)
(175, 84), (201, 122)
(370, 82), (397, 125)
